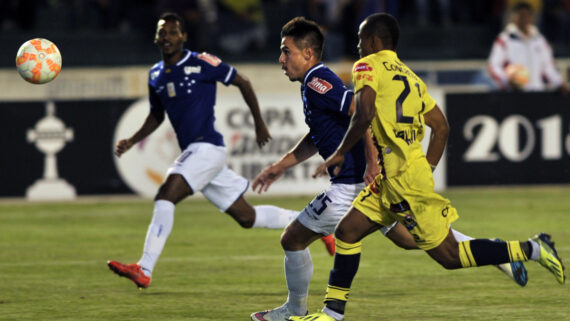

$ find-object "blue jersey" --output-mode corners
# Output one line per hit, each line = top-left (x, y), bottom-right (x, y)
(148, 50), (237, 149)
(301, 63), (366, 184)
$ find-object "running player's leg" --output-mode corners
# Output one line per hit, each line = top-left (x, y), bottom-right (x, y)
(451, 229), (528, 286)
(385, 225), (528, 286)
(226, 196), (298, 229)
(108, 173), (192, 288)
(427, 228), (564, 284)
(252, 183), (361, 321)
(319, 207), (380, 321)
(138, 174), (192, 275)
(108, 142), (223, 288)
(251, 220), (320, 321)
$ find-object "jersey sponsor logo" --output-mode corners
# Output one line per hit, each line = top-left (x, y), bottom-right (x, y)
(167, 82), (176, 97)
(355, 74), (373, 82)
(197, 53), (221, 66)
(307, 77), (333, 94)
(353, 62), (372, 72)
(184, 66), (201, 75)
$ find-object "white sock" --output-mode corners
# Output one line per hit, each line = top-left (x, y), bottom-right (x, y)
(252, 205), (298, 229)
(138, 200), (175, 276)
(284, 249), (313, 315)
(323, 306), (344, 321)
(451, 229), (474, 242)
(528, 239), (540, 260)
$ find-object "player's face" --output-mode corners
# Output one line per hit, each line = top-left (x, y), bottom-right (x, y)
(514, 8), (533, 33)
(279, 36), (310, 82)
(357, 21), (373, 58)
(155, 19), (187, 56)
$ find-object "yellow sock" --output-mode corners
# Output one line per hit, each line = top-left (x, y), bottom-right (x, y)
(324, 239), (362, 303)
(335, 238), (362, 255)
(507, 241), (528, 261)
(458, 241), (476, 267)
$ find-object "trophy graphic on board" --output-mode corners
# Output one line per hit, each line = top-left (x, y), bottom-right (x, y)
(26, 101), (76, 200)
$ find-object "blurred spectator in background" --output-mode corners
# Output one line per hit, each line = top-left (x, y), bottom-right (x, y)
(541, 0), (570, 46)
(216, 0), (267, 54)
(87, 0), (127, 30)
(415, 0), (452, 27)
(1, 0), (38, 30)
(488, 2), (567, 92)
(156, 0), (217, 51)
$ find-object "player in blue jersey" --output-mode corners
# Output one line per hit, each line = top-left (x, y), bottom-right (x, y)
(107, 12), (316, 289)
(250, 17), (530, 321)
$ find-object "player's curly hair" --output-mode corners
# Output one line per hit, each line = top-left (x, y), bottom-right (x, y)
(158, 12), (187, 33)
(281, 17), (324, 59)
(361, 13), (399, 50)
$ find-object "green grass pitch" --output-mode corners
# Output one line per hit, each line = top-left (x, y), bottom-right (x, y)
(0, 187), (569, 320)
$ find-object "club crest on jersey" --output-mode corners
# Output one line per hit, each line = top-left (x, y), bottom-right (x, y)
(184, 66), (201, 75)
(307, 77), (333, 94)
(150, 69), (160, 80)
(198, 53), (221, 66)
(354, 63), (373, 72)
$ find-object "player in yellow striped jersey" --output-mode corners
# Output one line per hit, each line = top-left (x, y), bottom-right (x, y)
(288, 12), (565, 321)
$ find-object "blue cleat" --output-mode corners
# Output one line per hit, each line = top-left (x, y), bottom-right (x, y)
(494, 238), (528, 286)
(496, 261), (528, 287)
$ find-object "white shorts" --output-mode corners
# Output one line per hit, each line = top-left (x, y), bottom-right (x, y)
(297, 182), (396, 236)
(166, 142), (248, 211)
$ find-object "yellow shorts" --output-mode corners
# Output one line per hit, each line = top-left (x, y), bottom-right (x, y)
(353, 158), (458, 250)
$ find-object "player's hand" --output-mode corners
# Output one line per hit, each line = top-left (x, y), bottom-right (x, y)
(254, 123), (272, 149)
(252, 164), (284, 194)
(363, 162), (380, 185)
(313, 152), (345, 179)
(115, 139), (134, 157)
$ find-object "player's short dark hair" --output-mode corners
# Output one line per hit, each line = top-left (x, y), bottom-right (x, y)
(513, 2), (533, 13)
(281, 17), (324, 59)
(361, 13), (400, 50)
(158, 12), (187, 33)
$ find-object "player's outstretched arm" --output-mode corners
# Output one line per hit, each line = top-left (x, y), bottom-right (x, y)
(115, 112), (164, 157)
(313, 85), (376, 178)
(252, 133), (317, 194)
(423, 104), (449, 170)
(232, 72), (271, 148)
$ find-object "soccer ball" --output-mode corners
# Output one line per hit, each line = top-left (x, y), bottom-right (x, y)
(505, 64), (529, 88)
(15, 38), (62, 84)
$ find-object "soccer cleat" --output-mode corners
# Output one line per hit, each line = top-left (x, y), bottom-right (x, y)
(496, 262), (528, 287)
(321, 234), (335, 256)
(531, 233), (566, 284)
(493, 239), (528, 286)
(251, 304), (306, 321)
(287, 312), (338, 321)
(107, 260), (151, 289)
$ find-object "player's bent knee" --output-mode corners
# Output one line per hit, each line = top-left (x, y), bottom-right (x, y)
(280, 232), (296, 250)
(234, 215), (255, 228)
(334, 226), (358, 243)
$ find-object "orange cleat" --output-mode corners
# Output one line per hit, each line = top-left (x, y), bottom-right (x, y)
(320, 234), (335, 256)
(107, 260), (151, 289)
